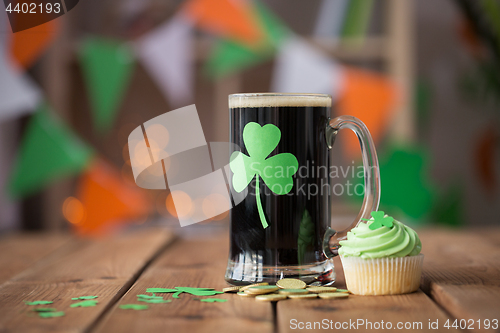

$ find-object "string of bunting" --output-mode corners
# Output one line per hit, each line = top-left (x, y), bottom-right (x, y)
(1, 0), (452, 230)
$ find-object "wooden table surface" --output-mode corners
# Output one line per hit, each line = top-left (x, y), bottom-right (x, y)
(0, 227), (499, 333)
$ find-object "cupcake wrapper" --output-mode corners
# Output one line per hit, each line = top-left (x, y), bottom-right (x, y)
(340, 254), (424, 295)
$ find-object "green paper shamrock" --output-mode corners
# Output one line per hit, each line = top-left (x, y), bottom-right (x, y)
(362, 211), (394, 230)
(38, 311), (65, 318)
(230, 122), (298, 228)
(24, 300), (53, 305)
(136, 294), (163, 299)
(71, 296), (98, 300)
(146, 287), (223, 299)
(138, 298), (172, 304)
(70, 300), (98, 308)
(119, 304), (149, 310)
(199, 298), (227, 303)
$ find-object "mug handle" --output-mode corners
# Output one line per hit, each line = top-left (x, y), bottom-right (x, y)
(322, 115), (381, 258)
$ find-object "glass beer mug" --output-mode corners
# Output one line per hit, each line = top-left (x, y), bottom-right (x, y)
(225, 93), (380, 286)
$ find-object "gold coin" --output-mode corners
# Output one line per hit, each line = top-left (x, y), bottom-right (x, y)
(278, 289), (309, 295)
(223, 286), (241, 293)
(237, 292), (255, 297)
(307, 286), (337, 293)
(287, 294), (318, 299)
(318, 292), (349, 299)
(239, 282), (269, 291)
(276, 278), (306, 289)
(335, 289), (351, 294)
(255, 294), (287, 302)
(245, 286), (279, 295)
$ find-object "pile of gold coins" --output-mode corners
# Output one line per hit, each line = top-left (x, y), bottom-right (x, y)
(223, 278), (350, 302)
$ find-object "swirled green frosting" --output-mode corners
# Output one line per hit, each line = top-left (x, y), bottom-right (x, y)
(338, 219), (422, 258)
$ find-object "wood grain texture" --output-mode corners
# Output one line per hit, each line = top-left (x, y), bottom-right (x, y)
(278, 290), (450, 332)
(420, 229), (500, 332)
(0, 228), (175, 333)
(94, 235), (274, 333)
(0, 233), (69, 285)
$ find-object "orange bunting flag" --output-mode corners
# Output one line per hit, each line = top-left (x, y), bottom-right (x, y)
(182, 0), (263, 45)
(10, 19), (59, 69)
(336, 67), (398, 160)
(67, 159), (151, 236)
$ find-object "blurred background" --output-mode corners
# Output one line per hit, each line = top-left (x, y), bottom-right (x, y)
(0, 0), (499, 235)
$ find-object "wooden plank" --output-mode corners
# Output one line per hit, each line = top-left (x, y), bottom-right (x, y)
(0, 233), (69, 285)
(277, 255), (450, 332)
(419, 229), (500, 332)
(94, 235), (274, 333)
(278, 290), (450, 332)
(0, 228), (175, 333)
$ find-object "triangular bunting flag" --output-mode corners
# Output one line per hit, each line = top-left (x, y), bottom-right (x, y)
(0, 44), (41, 122)
(10, 19), (59, 69)
(336, 67), (398, 160)
(79, 38), (134, 133)
(350, 145), (436, 221)
(71, 158), (151, 236)
(7, 105), (94, 198)
(137, 14), (193, 108)
(182, 0), (263, 45)
(271, 36), (344, 96)
(205, 0), (289, 78)
(313, 0), (348, 38)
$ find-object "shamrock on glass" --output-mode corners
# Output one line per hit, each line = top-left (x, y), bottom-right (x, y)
(229, 122), (298, 229)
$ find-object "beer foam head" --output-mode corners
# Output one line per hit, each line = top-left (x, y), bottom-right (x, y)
(229, 93), (331, 108)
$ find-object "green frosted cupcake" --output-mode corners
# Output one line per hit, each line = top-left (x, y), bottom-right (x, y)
(339, 215), (423, 295)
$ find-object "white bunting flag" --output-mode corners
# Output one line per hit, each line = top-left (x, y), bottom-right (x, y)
(0, 47), (41, 123)
(271, 36), (344, 97)
(314, 0), (349, 39)
(136, 14), (194, 108)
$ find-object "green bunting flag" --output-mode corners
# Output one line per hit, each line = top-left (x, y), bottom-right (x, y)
(79, 37), (134, 132)
(351, 145), (436, 221)
(205, 0), (289, 78)
(8, 105), (94, 199)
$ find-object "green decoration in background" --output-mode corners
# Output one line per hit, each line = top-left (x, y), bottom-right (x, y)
(205, 0), (289, 78)
(138, 298), (171, 304)
(431, 182), (465, 227)
(361, 211), (394, 230)
(79, 37), (134, 133)
(71, 296), (98, 300)
(230, 123), (298, 229)
(24, 300), (53, 305)
(351, 145), (435, 221)
(38, 311), (65, 318)
(136, 294), (163, 299)
(341, 0), (374, 43)
(7, 106), (94, 199)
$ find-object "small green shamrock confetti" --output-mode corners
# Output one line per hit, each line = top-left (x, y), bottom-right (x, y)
(145, 288), (178, 293)
(230, 122), (299, 229)
(70, 300), (98, 308)
(24, 301), (53, 305)
(119, 304), (149, 310)
(71, 296), (98, 300)
(38, 311), (65, 318)
(136, 294), (163, 299)
(146, 287), (223, 299)
(362, 211), (394, 230)
(138, 298), (172, 304)
(199, 298), (227, 303)
(32, 308), (57, 312)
